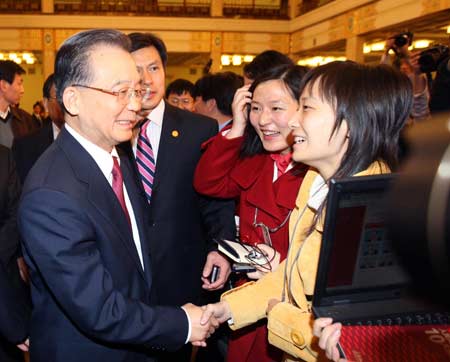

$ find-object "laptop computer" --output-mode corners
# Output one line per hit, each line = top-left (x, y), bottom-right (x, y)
(312, 174), (449, 326)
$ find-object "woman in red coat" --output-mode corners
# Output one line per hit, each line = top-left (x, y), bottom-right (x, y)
(194, 64), (308, 362)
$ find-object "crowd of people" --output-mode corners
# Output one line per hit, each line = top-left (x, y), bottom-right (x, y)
(0, 27), (449, 362)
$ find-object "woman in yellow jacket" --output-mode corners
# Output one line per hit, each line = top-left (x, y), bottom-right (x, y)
(200, 61), (413, 362)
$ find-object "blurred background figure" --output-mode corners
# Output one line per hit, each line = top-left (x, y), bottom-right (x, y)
(31, 101), (45, 128)
(0, 60), (35, 149)
(165, 78), (195, 112)
(0, 145), (31, 362)
(193, 71), (243, 130)
(243, 50), (294, 85)
(381, 32), (430, 122)
(13, 74), (65, 184)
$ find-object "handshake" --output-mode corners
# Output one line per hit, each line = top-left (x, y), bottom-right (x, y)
(182, 301), (232, 346)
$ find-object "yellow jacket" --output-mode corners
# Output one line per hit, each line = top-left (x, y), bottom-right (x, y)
(222, 161), (390, 362)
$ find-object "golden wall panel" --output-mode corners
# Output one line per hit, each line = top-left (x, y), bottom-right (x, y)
(222, 32), (289, 53)
(154, 31), (211, 52)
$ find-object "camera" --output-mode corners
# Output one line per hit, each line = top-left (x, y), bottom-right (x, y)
(390, 32), (413, 49)
(418, 44), (449, 73)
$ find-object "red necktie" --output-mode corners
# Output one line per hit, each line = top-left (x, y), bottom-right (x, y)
(270, 153), (292, 175)
(112, 156), (131, 227)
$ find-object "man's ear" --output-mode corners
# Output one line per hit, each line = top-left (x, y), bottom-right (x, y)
(62, 87), (79, 117)
(206, 98), (217, 112)
(0, 79), (9, 92)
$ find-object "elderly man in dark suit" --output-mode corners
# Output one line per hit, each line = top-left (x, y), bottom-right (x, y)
(18, 29), (217, 362)
(0, 145), (30, 362)
(13, 74), (65, 183)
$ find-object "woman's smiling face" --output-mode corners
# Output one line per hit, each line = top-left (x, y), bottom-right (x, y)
(289, 79), (349, 179)
(249, 79), (299, 155)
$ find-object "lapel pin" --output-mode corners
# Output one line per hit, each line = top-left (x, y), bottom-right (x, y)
(171, 130), (179, 138)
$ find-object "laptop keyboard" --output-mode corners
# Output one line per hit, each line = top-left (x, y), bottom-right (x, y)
(343, 312), (450, 326)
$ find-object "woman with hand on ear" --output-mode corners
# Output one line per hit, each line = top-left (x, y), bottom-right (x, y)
(194, 64), (309, 362)
(201, 61), (412, 362)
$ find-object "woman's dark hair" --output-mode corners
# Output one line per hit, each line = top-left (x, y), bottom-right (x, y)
(243, 50), (294, 81)
(303, 61), (412, 178)
(240, 64), (308, 157)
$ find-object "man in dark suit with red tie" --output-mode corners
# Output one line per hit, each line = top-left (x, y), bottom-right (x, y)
(18, 29), (217, 362)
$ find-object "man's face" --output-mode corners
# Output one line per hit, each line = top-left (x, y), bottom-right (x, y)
(1, 73), (24, 106)
(167, 91), (195, 111)
(44, 84), (65, 129)
(131, 46), (166, 112)
(66, 45), (141, 152)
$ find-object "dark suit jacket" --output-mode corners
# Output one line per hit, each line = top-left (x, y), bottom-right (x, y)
(18, 128), (188, 362)
(120, 103), (236, 306)
(9, 107), (35, 141)
(0, 145), (30, 362)
(12, 120), (54, 184)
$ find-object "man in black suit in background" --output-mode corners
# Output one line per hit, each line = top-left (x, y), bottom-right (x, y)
(124, 32), (236, 361)
(0, 145), (30, 362)
(13, 74), (65, 183)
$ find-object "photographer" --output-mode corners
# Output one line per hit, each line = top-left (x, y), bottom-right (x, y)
(381, 32), (430, 122)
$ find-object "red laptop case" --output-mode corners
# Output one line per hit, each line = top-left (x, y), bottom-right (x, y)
(339, 325), (450, 362)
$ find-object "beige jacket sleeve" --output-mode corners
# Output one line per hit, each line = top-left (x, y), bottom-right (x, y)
(222, 259), (286, 330)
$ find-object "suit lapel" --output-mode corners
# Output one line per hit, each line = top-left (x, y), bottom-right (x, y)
(58, 129), (147, 282)
(120, 153), (153, 286)
(152, 106), (182, 193)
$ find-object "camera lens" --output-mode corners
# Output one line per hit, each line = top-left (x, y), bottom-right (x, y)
(394, 36), (408, 48)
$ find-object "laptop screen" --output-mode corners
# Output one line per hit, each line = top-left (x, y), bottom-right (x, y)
(314, 174), (411, 306)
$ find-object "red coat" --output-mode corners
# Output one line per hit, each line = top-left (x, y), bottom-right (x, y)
(194, 133), (307, 362)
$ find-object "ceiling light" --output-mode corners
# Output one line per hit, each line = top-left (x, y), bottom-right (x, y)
(243, 55), (254, 63)
(413, 40), (431, 49)
(221, 55), (231, 66)
(232, 55), (242, 66)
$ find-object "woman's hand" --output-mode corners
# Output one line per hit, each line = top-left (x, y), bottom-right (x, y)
(313, 318), (347, 362)
(227, 84), (252, 139)
(246, 244), (281, 279)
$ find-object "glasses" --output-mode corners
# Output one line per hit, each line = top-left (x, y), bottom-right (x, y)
(72, 84), (143, 104)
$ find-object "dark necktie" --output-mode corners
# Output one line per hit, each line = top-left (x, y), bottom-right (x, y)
(112, 156), (132, 227)
(136, 120), (156, 203)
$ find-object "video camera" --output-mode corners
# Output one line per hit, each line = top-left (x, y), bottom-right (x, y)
(418, 44), (449, 73)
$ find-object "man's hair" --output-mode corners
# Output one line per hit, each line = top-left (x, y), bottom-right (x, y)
(128, 32), (168, 68)
(193, 72), (243, 117)
(42, 73), (54, 99)
(0, 60), (25, 84)
(165, 79), (194, 98)
(54, 29), (131, 105)
(243, 50), (293, 81)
